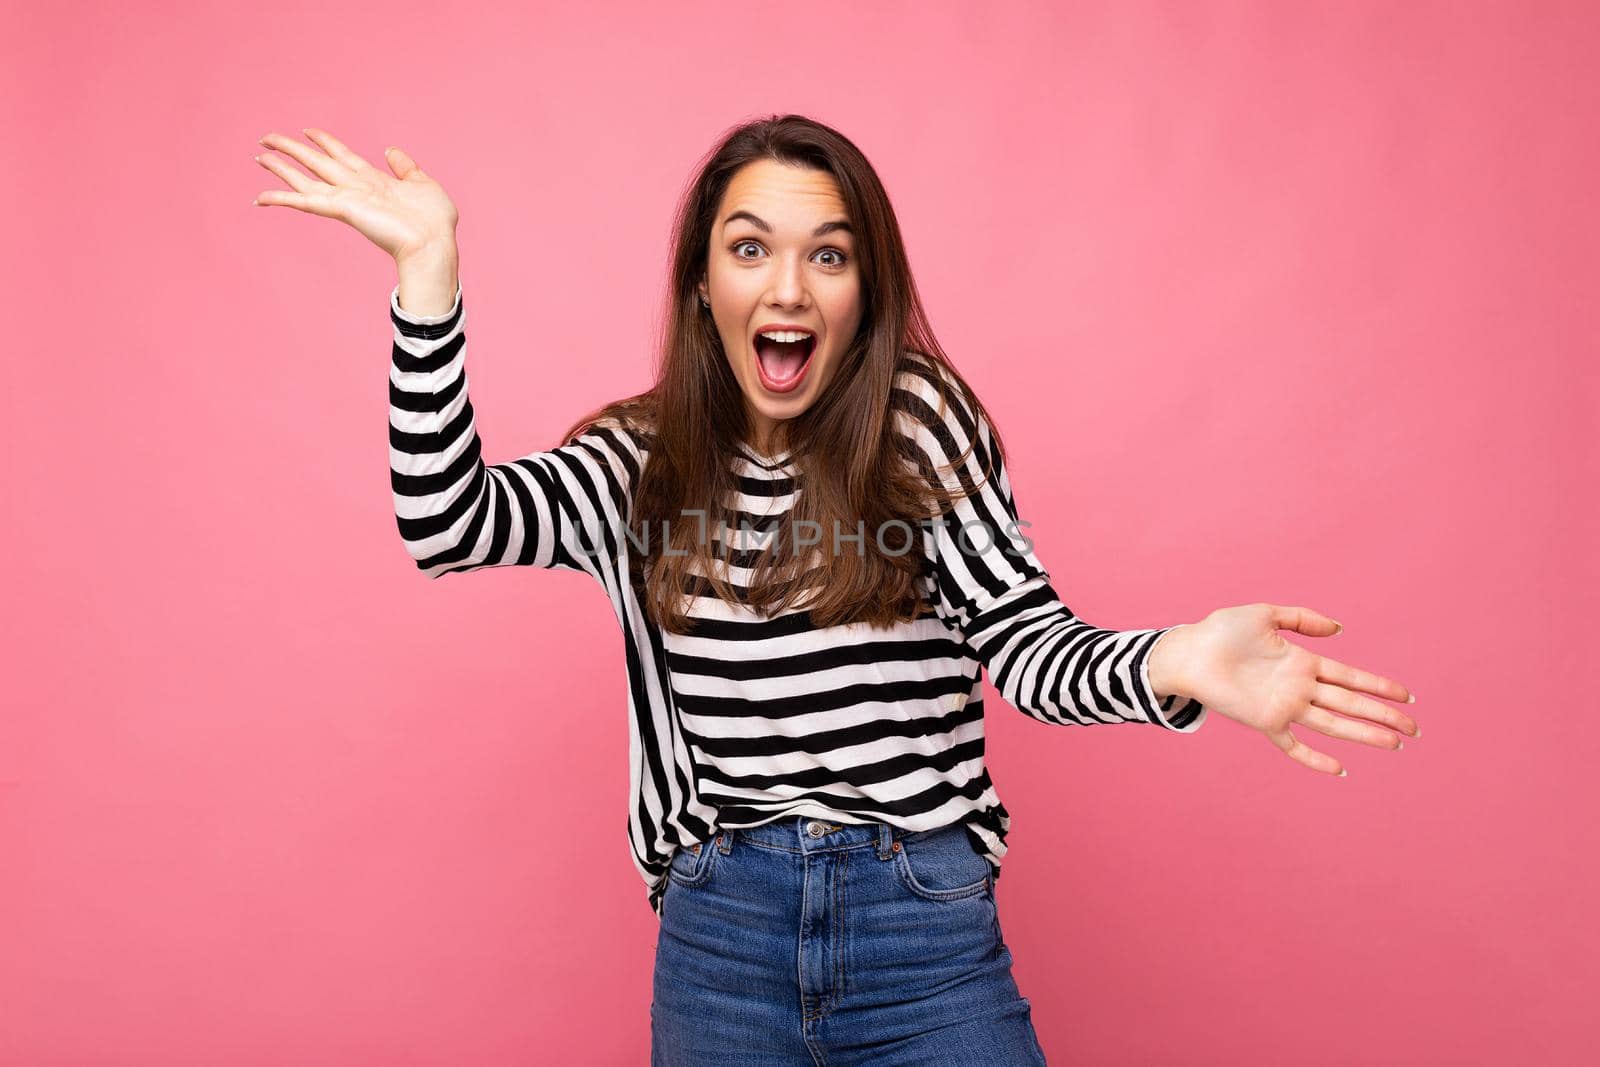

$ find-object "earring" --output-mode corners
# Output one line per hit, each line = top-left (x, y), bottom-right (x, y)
(699, 294), (711, 308)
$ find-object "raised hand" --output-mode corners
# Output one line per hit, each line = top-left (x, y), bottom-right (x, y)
(252, 127), (458, 266)
(1149, 604), (1419, 776)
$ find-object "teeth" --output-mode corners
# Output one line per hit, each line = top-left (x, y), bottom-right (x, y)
(757, 329), (813, 343)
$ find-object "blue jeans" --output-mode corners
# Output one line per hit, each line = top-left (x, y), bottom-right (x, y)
(650, 815), (1048, 1065)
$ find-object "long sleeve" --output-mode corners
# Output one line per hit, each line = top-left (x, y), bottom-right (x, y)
(896, 360), (1206, 732)
(388, 283), (642, 585)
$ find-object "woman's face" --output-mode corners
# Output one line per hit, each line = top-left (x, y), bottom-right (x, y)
(699, 159), (863, 453)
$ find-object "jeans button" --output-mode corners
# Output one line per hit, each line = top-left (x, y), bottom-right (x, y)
(806, 820), (826, 838)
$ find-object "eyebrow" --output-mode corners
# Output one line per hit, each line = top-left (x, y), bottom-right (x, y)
(722, 210), (853, 238)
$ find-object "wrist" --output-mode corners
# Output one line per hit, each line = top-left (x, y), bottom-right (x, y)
(1147, 623), (1196, 703)
(395, 244), (460, 319)
(395, 233), (458, 269)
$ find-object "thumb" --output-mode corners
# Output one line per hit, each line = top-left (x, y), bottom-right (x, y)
(384, 145), (425, 180)
(1268, 603), (1343, 637)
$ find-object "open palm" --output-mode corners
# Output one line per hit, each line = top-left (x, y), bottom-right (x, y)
(253, 127), (458, 264)
(1171, 604), (1418, 775)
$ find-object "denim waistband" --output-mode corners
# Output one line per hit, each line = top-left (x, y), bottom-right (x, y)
(730, 814), (958, 858)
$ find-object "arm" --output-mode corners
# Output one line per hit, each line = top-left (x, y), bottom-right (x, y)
(250, 128), (638, 586)
(898, 363), (1206, 731)
(900, 366), (1426, 776)
(388, 282), (641, 585)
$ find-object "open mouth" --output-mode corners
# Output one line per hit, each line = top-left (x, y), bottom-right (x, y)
(752, 330), (817, 393)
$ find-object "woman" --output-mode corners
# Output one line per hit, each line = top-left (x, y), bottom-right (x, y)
(254, 114), (1418, 1064)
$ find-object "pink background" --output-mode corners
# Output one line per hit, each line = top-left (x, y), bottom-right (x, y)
(5, 1), (1596, 1063)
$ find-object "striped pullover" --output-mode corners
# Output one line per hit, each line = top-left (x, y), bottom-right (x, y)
(388, 283), (1207, 917)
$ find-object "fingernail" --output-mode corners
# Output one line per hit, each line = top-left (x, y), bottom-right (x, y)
(1407, 694), (1416, 704)
(1333, 624), (1344, 635)
(1413, 725), (1421, 739)
(1338, 769), (1348, 777)
(1396, 741), (1404, 751)
(251, 198), (258, 206)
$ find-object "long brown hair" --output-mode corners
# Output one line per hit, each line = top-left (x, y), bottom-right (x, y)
(563, 114), (1007, 634)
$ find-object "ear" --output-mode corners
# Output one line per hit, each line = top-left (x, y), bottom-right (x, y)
(696, 276), (709, 303)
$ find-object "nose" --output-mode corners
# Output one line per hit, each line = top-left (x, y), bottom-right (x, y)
(766, 252), (810, 310)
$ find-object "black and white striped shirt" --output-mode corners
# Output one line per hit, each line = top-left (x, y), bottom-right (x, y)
(388, 284), (1206, 917)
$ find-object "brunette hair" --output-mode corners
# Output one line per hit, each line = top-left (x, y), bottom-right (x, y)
(564, 113), (1007, 633)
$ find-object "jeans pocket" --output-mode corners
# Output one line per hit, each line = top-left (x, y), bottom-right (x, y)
(666, 834), (721, 888)
(892, 825), (993, 902)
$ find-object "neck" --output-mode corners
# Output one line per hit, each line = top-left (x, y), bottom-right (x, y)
(746, 414), (787, 457)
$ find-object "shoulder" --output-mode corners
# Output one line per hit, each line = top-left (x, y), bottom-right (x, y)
(556, 401), (656, 505)
(891, 350), (964, 420)
(575, 414), (652, 452)
(889, 350), (992, 469)
(566, 397), (657, 460)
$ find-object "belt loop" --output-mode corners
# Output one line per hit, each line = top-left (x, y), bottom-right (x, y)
(876, 822), (894, 861)
(716, 828), (732, 855)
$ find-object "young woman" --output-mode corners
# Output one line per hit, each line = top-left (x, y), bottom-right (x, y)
(254, 114), (1419, 1065)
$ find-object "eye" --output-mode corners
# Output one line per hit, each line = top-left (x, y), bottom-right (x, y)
(728, 240), (850, 269)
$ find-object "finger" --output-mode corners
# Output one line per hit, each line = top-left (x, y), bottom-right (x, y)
(1298, 705), (1404, 750)
(254, 152), (323, 195)
(1266, 727), (1345, 776)
(1267, 603), (1342, 639)
(1309, 679), (1418, 737)
(258, 130), (350, 186)
(383, 144), (426, 180)
(1313, 655), (1415, 714)
(302, 127), (375, 172)
(252, 188), (340, 217)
